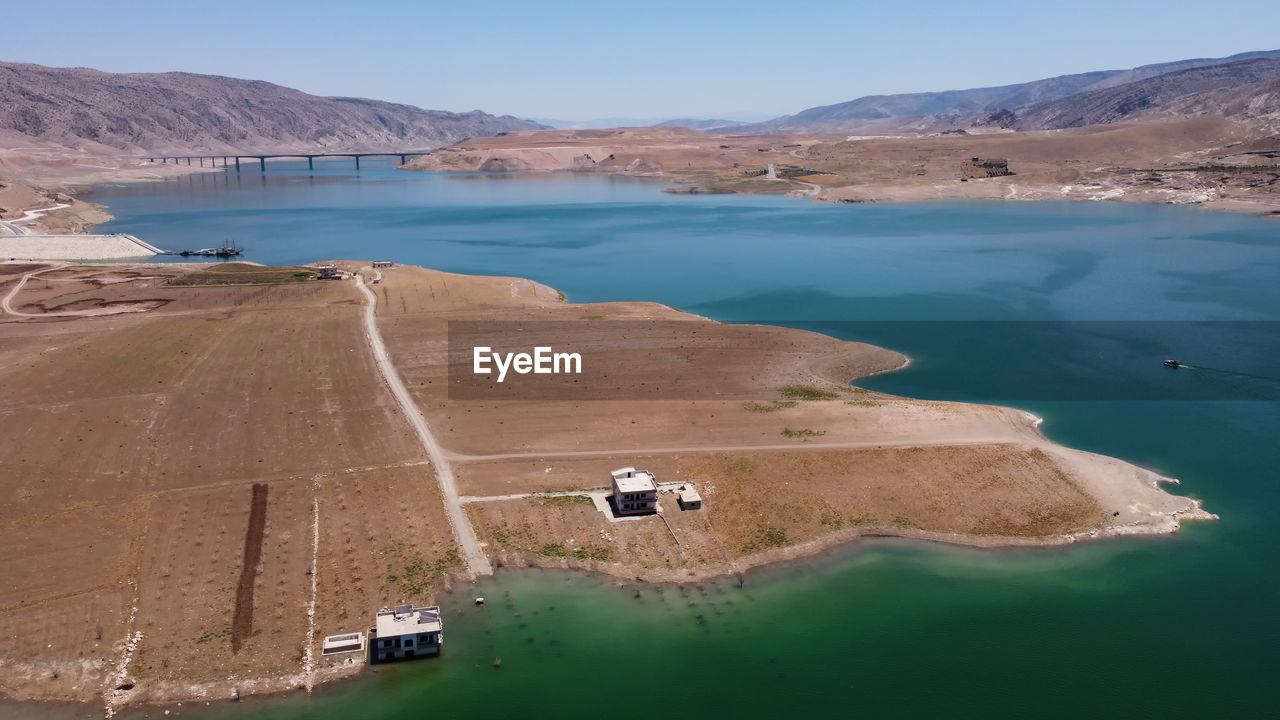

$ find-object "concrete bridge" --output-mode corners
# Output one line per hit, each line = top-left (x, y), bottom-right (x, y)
(143, 151), (430, 172)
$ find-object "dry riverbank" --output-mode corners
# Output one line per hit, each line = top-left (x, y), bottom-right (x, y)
(405, 120), (1280, 217)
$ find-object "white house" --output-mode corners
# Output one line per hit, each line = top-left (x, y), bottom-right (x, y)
(611, 467), (657, 515)
(373, 604), (443, 662)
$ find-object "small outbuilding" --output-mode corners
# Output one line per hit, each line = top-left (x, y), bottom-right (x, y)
(321, 631), (365, 656)
(676, 484), (703, 510)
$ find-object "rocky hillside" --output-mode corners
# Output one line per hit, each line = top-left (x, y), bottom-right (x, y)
(1007, 58), (1280, 130)
(740, 49), (1280, 134)
(0, 61), (544, 154)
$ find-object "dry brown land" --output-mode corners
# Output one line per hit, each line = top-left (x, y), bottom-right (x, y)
(0, 262), (455, 711)
(407, 119), (1280, 215)
(1, 260), (1214, 711)
(365, 263), (1212, 586)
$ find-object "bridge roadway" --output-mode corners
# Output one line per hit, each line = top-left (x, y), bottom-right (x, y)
(143, 151), (430, 171)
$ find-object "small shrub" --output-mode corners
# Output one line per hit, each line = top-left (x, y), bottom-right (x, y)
(538, 542), (568, 558)
(782, 428), (826, 438)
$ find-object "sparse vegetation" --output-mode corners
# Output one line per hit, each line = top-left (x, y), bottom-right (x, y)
(168, 263), (316, 286)
(845, 399), (879, 407)
(581, 314), (606, 320)
(384, 543), (462, 597)
(725, 457), (757, 474)
(782, 428), (827, 438)
(743, 526), (789, 552)
(571, 545), (613, 561)
(535, 494), (595, 507)
(538, 542), (569, 558)
(195, 627), (232, 644)
(743, 400), (798, 413)
(779, 385), (839, 401)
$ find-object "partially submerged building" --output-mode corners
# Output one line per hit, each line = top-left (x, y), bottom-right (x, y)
(372, 604), (442, 662)
(611, 467), (657, 515)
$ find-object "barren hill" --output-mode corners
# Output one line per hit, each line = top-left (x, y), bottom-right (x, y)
(1007, 58), (1280, 130)
(742, 49), (1280, 134)
(0, 61), (544, 155)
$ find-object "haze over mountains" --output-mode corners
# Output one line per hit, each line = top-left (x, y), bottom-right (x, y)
(0, 62), (543, 155)
(737, 50), (1280, 134)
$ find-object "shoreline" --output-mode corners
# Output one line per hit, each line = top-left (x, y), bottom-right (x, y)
(0, 262), (1219, 709)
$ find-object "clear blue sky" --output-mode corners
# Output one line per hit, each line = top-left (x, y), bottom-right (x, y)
(3, 0), (1277, 120)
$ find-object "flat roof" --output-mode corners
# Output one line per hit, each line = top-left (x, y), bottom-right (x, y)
(321, 631), (365, 655)
(375, 605), (442, 638)
(678, 485), (702, 502)
(614, 471), (656, 493)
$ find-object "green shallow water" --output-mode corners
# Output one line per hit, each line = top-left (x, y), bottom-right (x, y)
(12, 162), (1276, 718)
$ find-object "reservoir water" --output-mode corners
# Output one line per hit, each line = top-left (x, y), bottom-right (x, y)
(54, 160), (1280, 717)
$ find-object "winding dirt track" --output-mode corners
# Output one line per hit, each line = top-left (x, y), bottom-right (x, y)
(353, 274), (492, 576)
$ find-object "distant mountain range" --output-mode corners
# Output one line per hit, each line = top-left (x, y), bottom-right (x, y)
(530, 116), (757, 130)
(4, 50), (1277, 159)
(0, 61), (544, 155)
(736, 50), (1280, 134)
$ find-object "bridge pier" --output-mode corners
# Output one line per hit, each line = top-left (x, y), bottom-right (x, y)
(199, 157), (204, 167)
(355, 156), (361, 171)
(400, 154), (407, 165)
(235, 157), (241, 172)
(308, 156), (314, 171)
(259, 157), (266, 172)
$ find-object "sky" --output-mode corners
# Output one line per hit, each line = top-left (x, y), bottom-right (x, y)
(3, 0), (1278, 121)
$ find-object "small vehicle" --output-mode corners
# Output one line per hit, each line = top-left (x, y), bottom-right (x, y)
(1164, 359), (1181, 368)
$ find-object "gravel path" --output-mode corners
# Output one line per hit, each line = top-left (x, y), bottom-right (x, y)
(353, 274), (492, 576)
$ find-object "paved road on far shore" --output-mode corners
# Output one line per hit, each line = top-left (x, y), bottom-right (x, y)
(0, 219), (29, 235)
(353, 273), (492, 577)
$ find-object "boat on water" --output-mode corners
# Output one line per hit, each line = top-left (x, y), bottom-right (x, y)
(178, 242), (241, 258)
(1164, 359), (1181, 368)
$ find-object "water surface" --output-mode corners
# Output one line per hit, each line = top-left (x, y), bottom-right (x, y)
(61, 161), (1280, 719)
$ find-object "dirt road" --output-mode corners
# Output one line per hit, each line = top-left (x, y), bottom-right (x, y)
(353, 274), (492, 576)
(444, 438), (1018, 463)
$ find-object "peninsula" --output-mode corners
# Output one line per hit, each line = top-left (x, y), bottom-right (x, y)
(0, 259), (1212, 711)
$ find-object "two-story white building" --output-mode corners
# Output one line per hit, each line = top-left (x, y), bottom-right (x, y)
(373, 604), (443, 663)
(611, 467), (657, 515)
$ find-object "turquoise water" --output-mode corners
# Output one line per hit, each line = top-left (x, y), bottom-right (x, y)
(70, 161), (1280, 718)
